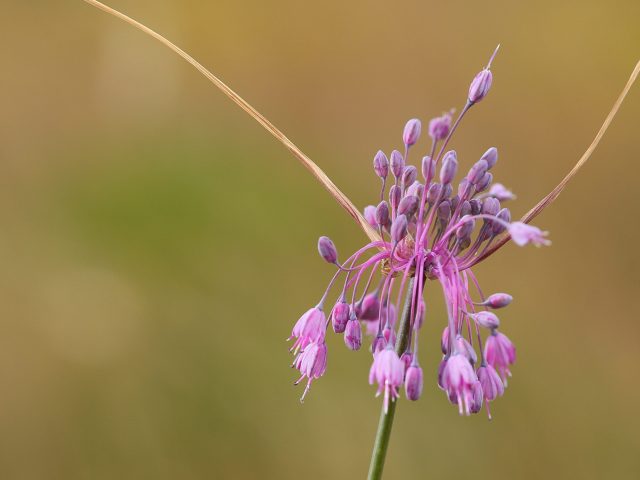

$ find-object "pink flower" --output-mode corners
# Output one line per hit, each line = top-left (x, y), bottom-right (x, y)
(484, 331), (516, 384)
(508, 222), (551, 247)
(441, 354), (478, 416)
(477, 364), (504, 401)
(488, 182), (516, 201)
(288, 307), (325, 354)
(404, 363), (423, 401)
(294, 341), (328, 401)
(369, 347), (405, 413)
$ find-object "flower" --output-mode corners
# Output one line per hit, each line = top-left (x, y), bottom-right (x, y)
(369, 347), (405, 413)
(294, 341), (328, 402)
(508, 221), (551, 247)
(287, 45), (548, 416)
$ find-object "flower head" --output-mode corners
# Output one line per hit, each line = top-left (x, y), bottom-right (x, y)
(286, 46), (548, 414)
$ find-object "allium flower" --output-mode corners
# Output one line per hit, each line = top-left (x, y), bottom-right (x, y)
(286, 45), (551, 417)
(293, 341), (328, 401)
(369, 347), (405, 413)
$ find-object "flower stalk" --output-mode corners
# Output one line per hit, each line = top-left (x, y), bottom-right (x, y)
(367, 277), (416, 480)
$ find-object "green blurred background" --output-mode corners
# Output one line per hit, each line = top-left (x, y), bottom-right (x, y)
(1, 1), (639, 478)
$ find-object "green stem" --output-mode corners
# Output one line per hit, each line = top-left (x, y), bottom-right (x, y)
(367, 277), (416, 480)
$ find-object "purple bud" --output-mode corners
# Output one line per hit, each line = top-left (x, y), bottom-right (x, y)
(450, 194), (460, 212)
(460, 200), (472, 217)
(437, 201), (451, 223)
(440, 151), (458, 184)
(470, 311), (500, 329)
(482, 197), (500, 216)
(398, 195), (419, 218)
(469, 199), (482, 215)
(405, 364), (424, 401)
(470, 381), (484, 414)
(469, 69), (493, 104)
(456, 336), (478, 365)
(389, 185), (401, 213)
(344, 317), (362, 351)
(428, 111), (452, 141)
(468, 159), (489, 185)
(402, 165), (418, 187)
(373, 150), (389, 179)
(492, 208), (511, 235)
(476, 172), (493, 193)
(359, 293), (380, 321)
(400, 351), (413, 370)
(391, 214), (408, 243)
(331, 300), (349, 333)
(317, 236), (337, 264)
(483, 293), (513, 309)
(427, 183), (442, 205)
(406, 181), (423, 198)
(390, 150), (405, 178)
(364, 205), (377, 227)
(481, 147), (498, 169)
(375, 201), (390, 228)
(442, 183), (453, 199)
(488, 183), (515, 201)
(403, 118), (422, 146)
(456, 215), (475, 239)
(422, 156), (436, 183)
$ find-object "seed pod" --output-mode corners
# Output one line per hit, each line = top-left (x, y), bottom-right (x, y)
(403, 118), (422, 146)
(390, 150), (405, 179)
(391, 214), (408, 243)
(398, 195), (419, 218)
(373, 150), (389, 179)
(317, 236), (338, 264)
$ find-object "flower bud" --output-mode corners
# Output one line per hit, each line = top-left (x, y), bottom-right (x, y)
(442, 183), (453, 199)
(390, 150), (405, 178)
(428, 111), (452, 141)
(358, 293), (380, 321)
(389, 185), (401, 211)
(422, 156), (436, 183)
(476, 172), (493, 193)
(375, 201), (390, 228)
(317, 236), (337, 264)
(456, 336), (478, 365)
(364, 205), (377, 227)
(481, 147), (498, 169)
(427, 183), (442, 205)
(437, 201), (451, 223)
(403, 118), (422, 146)
(391, 214), (408, 244)
(456, 215), (475, 239)
(468, 159), (488, 185)
(488, 183), (515, 201)
(469, 199), (482, 215)
(344, 316), (362, 351)
(483, 293), (513, 309)
(450, 194), (460, 212)
(482, 197), (500, 216)
(402, 165), (418, 187)
(470, 311), (500, 329)
(492, 207), (511, 235)
(468, 69), (492, 104)
(331, 300), (349, 333)
(460, 200), (472, 217)
(406, 181), (423, 199)
(373, 150), (389, 179)
(440, 151), (458, 184)
(398, 195), (419, 218)
(405, 364), (424, 401)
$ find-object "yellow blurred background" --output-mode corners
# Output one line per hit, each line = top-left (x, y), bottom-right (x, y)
(1, 1), (639, 478)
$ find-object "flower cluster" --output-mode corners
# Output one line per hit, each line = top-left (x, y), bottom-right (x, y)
(288, 46), (549, 417)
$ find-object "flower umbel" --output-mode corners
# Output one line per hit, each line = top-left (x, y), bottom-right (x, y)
(287, 46), (550, 416)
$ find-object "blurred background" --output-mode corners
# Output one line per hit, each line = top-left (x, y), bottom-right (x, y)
(1, 1), (639, 478)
